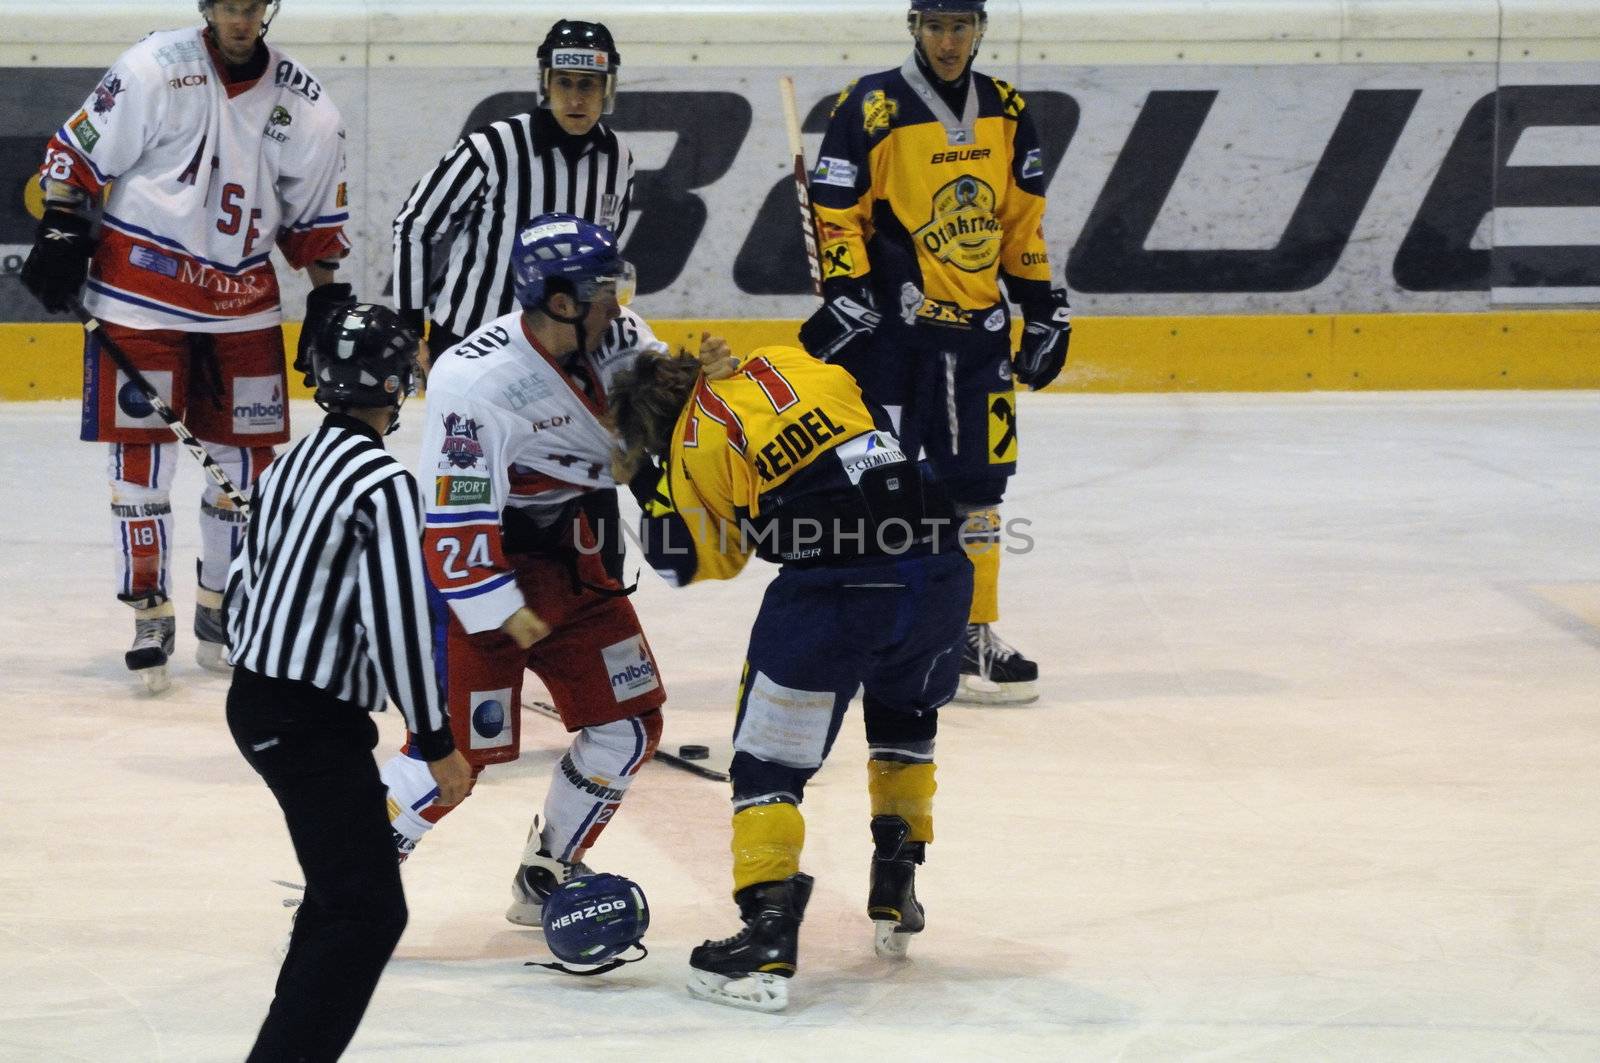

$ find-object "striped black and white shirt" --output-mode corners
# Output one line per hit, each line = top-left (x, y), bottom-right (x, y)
(392, 109), (634, 337)
(225, 414), (452, 757)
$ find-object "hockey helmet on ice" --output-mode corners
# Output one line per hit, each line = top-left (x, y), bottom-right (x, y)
(311, 303), (419, 418)
(511, 213), (635, 314)
(539, 873), (650, 970)
(537, 20), (621, 114)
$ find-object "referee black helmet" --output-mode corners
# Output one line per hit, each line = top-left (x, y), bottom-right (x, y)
(312, 303), (420, 414)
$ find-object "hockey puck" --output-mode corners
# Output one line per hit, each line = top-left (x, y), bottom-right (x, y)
(677, 744), (710, 760)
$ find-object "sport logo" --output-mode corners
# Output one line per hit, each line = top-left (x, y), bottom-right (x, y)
(92, 75), (124, 116)
(468, 688), (514, 749)
(68, 111), (100, 153)
(440, 412), (485, 468)
(1020, 147), (1044, 180)
(435, 475), (491, 507)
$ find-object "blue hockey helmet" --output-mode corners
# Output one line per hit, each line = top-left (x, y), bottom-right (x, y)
(909, 0), (986, 11)
(541, 873), (650, 965)
(511, 213), (636, 313)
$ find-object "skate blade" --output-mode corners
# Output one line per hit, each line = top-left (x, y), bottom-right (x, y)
(133, 663), (172, 695)
(505, 898), (544, 927)
(873, 919), (916, 959)
(195, 641), (231, 673)
(686, 969), (790, 1012)
(952, 676), (1038, 706)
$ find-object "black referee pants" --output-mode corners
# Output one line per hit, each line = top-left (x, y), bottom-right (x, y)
(228, 670), (408, 1063)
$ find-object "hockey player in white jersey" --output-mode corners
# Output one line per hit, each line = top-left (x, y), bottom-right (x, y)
(378, 214), (733, 925)
(19, 0), (353, 692)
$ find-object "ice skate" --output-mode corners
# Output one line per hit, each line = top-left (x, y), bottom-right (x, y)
(954, 623), (1039, 705)
(506, 818), (593, 926)
(867, 816), (925, 959)
(194, 580), (231, 673)
(687, 872), (813, 1013)
(126, 601), (176, 694)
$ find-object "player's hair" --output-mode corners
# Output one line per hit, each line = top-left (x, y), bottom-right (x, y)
(607, 352), (702, 481)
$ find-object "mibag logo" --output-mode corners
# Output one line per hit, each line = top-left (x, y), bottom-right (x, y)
(601, 636), (659, 701)
(232, 376), (284, 434)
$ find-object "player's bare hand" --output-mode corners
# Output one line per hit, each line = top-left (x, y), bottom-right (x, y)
(427, 749), (473, 807)
(500, 606), (550, 649)
(698, 331), (739, 380)
(415, 337), (433, 380)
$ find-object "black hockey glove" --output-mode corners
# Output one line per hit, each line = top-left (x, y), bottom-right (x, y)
(294, 282), (355, 388)
(19, 208), (94, 314)
(798, 276), (882, 363)
(1015, 287), (1072, 390)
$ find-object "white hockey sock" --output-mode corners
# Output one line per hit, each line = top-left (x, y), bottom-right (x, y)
(110, 443), (176, 606)
(538, 715), (658, 862)
(379, 753), (440, 848)
(198, 443), (266, 590)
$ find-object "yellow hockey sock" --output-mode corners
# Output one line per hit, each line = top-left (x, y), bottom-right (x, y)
(867, 760), (936, 843)
(730, 802), (806, 895)
(961, 507), (1001, 625)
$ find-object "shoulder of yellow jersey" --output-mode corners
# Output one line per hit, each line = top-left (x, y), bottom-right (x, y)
(983, 75), (1028, 120)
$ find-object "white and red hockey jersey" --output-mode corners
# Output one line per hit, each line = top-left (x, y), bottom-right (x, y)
(42, 27), (349, 333)
(419, 307), (670, 633)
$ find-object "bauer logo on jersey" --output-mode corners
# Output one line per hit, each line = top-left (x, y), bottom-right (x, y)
(601, 636), (660, 702)
(862, 89), (899, 135)
(233, 376), (286, 434)
(112, 369), (173, 429)
(469, 688), (514, 750)
(914, 176), (1001, 273)
(551, 48), (610, 72)
(813, 156), (858, 188)
(435, 475), (491, 508)
(92, 75), (124, 116)
(1021, 147), (1044, 180)
(440, 413), (486, 469)
(68, 111), (101, 153)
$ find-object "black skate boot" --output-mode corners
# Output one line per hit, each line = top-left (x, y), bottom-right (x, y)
(955, 623), (1039, 705)
(194, 562), (231, 673)
(125, 599), (176, 694)
(867, 815), (925, 958)
(687, 872), (814, 1012)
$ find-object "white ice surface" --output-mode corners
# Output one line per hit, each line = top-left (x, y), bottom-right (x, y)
(2, 392), (1599, 1061)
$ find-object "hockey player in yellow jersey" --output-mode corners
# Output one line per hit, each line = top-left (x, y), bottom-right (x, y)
(609, 346), (973, 1011)
(801, 0), (1072, 704)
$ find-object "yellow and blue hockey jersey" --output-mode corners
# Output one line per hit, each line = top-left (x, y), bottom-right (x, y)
(632, 347), (945, 586)
(809, 56), (1052, 318)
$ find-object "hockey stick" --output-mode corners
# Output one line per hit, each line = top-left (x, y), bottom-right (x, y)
(522, 698), (731, 783)
(73, 300), (253, 513)
(778, 76), (824, 299)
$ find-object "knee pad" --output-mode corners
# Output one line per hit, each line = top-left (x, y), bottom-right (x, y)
(730, 801), (805, 894)
(541, 712), (661, 861)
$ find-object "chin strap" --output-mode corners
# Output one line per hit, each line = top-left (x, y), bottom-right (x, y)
(525, 943), (648, 977)
(540, 294), (594, 367)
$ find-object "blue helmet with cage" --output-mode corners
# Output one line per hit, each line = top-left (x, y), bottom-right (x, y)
(541, 873), (650, 966)
(511, 213), (636, 315)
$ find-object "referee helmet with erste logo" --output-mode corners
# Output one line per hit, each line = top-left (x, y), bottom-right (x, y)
(537, 20), (621, 115)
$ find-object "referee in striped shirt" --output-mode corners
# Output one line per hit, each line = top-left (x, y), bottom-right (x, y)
(392, 19), (634, 352)
(225, 303), (470, 1062)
